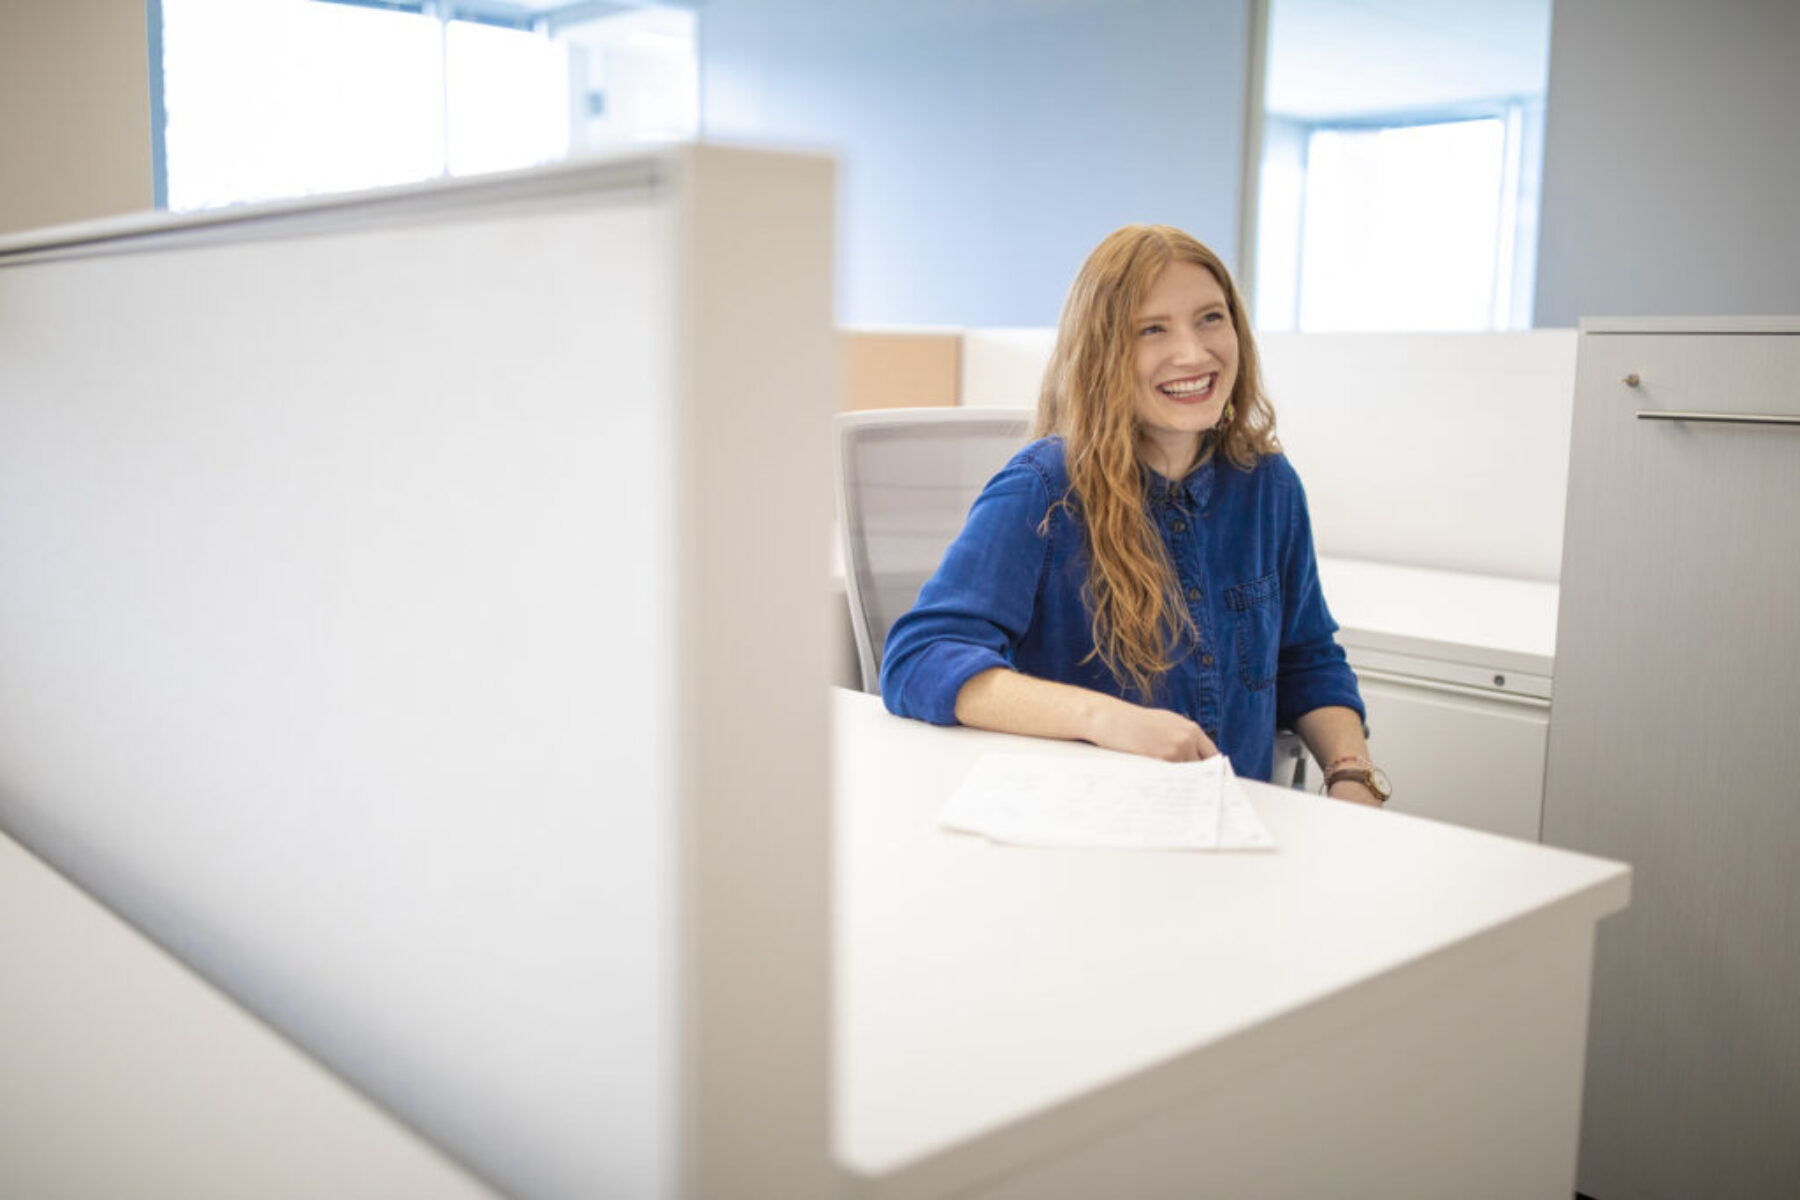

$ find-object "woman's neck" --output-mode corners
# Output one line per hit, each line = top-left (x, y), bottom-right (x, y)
(1137, 431), (1209, 480)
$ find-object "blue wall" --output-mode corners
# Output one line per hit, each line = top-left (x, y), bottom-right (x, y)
(698, 0), (1250, 327)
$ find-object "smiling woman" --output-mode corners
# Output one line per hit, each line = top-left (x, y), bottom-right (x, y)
(880, 224), (1388, 806)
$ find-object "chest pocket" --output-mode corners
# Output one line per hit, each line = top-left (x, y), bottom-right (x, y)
(1224, 572), (1281, 691)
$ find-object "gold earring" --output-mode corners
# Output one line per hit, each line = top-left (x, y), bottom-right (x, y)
(1216, 399), (1236, 430)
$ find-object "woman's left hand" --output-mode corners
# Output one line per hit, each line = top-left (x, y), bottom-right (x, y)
(1326, 779), (1384, 808)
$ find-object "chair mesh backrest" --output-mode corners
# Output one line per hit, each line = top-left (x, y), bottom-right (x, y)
(836, 410), (1032, 693)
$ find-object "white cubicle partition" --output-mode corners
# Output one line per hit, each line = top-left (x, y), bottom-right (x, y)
(0, 147), (835, 1200)
(956, 326), (1055, 411)
(1257, 330), (1576, 583)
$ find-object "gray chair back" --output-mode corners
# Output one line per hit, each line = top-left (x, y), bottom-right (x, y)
(835, 408), (1031, 694)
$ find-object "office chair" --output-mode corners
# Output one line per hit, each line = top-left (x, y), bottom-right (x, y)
(833, 406), (1308, 789)
(835, 408), (1032, 694)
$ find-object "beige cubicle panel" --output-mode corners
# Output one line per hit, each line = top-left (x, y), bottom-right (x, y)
(839, 329), (961, 410)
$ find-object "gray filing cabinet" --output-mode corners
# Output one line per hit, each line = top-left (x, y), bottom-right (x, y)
(1542, 317), (1800, 1199)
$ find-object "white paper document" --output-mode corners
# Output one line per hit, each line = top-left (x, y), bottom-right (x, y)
(940, 753), (1276, 851)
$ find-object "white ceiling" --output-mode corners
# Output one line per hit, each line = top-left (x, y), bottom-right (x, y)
(1264, 0), (1553, 120)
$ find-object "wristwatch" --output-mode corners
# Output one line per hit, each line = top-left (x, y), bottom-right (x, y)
(1322, 763), (1392, 804)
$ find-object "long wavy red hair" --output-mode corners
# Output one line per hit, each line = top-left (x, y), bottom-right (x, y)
(1031, 225), (1279, 698)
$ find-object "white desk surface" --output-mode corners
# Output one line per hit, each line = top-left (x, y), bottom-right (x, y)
(1317, 555), (1560, 679)
(832, 689), (1627, 1196)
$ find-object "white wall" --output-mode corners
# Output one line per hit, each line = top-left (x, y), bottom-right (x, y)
(1533, 0), (1800, 324)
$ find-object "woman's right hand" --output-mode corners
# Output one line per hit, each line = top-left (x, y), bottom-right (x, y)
(951, 668), (1219, 763)
(1087, 698), (1219, 762)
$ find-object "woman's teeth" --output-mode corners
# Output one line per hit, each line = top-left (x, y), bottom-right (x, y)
(1160, 376), (1214, 398)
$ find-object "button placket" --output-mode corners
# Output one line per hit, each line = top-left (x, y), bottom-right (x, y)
(1161, 489), (1218, 733)
(1197, 518), (1222, 734)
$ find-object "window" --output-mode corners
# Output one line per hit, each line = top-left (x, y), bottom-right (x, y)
(1251, 0), (1552, 332)
(153, 0), (697, 213)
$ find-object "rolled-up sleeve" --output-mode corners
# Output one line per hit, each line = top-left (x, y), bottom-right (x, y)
(1272, 471), (1365, 730)
(879, 456), (1054, 725)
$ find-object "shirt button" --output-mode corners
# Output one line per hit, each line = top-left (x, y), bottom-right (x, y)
(1201, 653), (1215, 667)
(1186, 586), (1201, 601)
(1172, 519), (1187, 533)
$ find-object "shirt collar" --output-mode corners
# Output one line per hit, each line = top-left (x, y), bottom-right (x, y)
(1144, 450), (1217, 511)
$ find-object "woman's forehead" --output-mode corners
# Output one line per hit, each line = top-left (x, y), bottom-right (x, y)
(1135, 260), (1226, 312)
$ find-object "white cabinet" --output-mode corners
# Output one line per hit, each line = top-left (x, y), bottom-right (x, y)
(1319, 557), (1559, 841)
(1357, 672), (1548, 841)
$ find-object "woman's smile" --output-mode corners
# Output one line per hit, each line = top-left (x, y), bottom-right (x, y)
(1157, 372), (1219, 402)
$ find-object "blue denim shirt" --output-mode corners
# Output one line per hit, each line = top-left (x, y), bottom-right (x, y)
(879, 436), (1363, 781)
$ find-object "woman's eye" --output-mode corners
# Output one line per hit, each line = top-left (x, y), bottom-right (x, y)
(1139, 323), (1164, 336)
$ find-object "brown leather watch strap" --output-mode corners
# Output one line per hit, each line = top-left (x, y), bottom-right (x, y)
(1323, 765), (1392, 803)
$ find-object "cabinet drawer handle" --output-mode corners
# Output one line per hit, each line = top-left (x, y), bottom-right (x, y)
(1636, 410), (1800, 428)
(1354, 667), (1550, 709)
